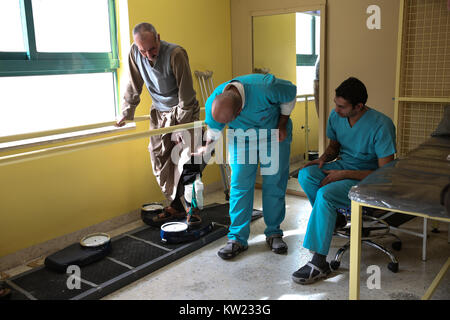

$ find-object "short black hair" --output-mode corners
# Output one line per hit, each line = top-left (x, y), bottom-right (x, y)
(335, 77), (368, 106)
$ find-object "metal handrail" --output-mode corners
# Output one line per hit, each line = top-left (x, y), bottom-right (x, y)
(0, 120), (127, 144)
(0, 94), (313, 166)
(296, 94), (314, 99)
(0, 120), (206, 166)
(296, 94), (314, 161)
(0, 116), (157, 144)
(0, 109), (205, 145)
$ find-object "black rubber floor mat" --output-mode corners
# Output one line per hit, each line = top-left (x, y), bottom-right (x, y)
(107, 236), (169, 268)
(4, 203), (263, 300)
(7, 267), (95, 300)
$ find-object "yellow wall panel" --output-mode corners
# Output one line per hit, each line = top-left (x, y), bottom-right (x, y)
(0, 0), (232, 259)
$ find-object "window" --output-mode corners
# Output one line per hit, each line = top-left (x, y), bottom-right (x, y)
(0, 0), (119, 138)
(296, 12), (320, 97)
(0, 1), (25, 52)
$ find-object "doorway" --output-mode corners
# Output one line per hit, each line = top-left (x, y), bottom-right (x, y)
(252, 10), (321, 193)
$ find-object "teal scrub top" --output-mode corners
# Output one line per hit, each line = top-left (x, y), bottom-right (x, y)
(327, 108), (396, 171)
(205, 73), (297, 132)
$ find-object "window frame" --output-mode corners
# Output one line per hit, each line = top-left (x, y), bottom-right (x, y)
(296, 14), (318, 67)
(0, 0), (119, 76)
(0, 0), (122, 144)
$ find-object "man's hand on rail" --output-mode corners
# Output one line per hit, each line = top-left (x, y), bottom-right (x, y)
(115, 116), (127, 127)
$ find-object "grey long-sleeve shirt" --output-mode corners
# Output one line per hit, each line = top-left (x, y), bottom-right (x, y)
(121, 43), (198, 124)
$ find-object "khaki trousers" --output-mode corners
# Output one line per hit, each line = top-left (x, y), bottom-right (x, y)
(148, 105), (200, 202)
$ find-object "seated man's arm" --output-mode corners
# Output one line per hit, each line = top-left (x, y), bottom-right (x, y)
(378, 154), (395, 168)
(320, 139), (341, 163)
(320, 154), (395, 187)
(303, 139), (341, 169)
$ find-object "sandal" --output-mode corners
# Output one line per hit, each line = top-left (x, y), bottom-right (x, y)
(217, 240), (248, 260)
(292, 262), (331, 285)
(148, 207), (186, 227)
(266, 235), (288, 254)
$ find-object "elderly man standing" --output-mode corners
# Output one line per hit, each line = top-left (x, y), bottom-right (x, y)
(202, 73), (297, 259)
(116, 23), (200, 225)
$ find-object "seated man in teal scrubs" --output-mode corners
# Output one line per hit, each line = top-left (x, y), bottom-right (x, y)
(293, 77), (396, 284)
(203, 73), (297, 259)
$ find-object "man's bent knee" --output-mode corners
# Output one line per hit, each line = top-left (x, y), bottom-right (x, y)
(298, 165), (321, 186)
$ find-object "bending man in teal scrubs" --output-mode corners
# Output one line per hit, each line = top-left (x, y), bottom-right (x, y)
(203, 73), (297, 259)
(293, 77), (396, 284)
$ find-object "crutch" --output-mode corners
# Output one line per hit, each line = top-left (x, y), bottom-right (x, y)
(195, 70), (231, 201)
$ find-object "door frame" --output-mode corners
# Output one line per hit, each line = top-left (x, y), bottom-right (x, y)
(231, 0), (327, 154)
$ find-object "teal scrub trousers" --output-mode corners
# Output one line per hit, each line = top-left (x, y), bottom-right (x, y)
(227, 122), (292, 246)
(298, 161), (359, 256)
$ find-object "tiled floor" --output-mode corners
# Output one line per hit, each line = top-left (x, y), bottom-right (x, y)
(104, 182), (450, 300)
